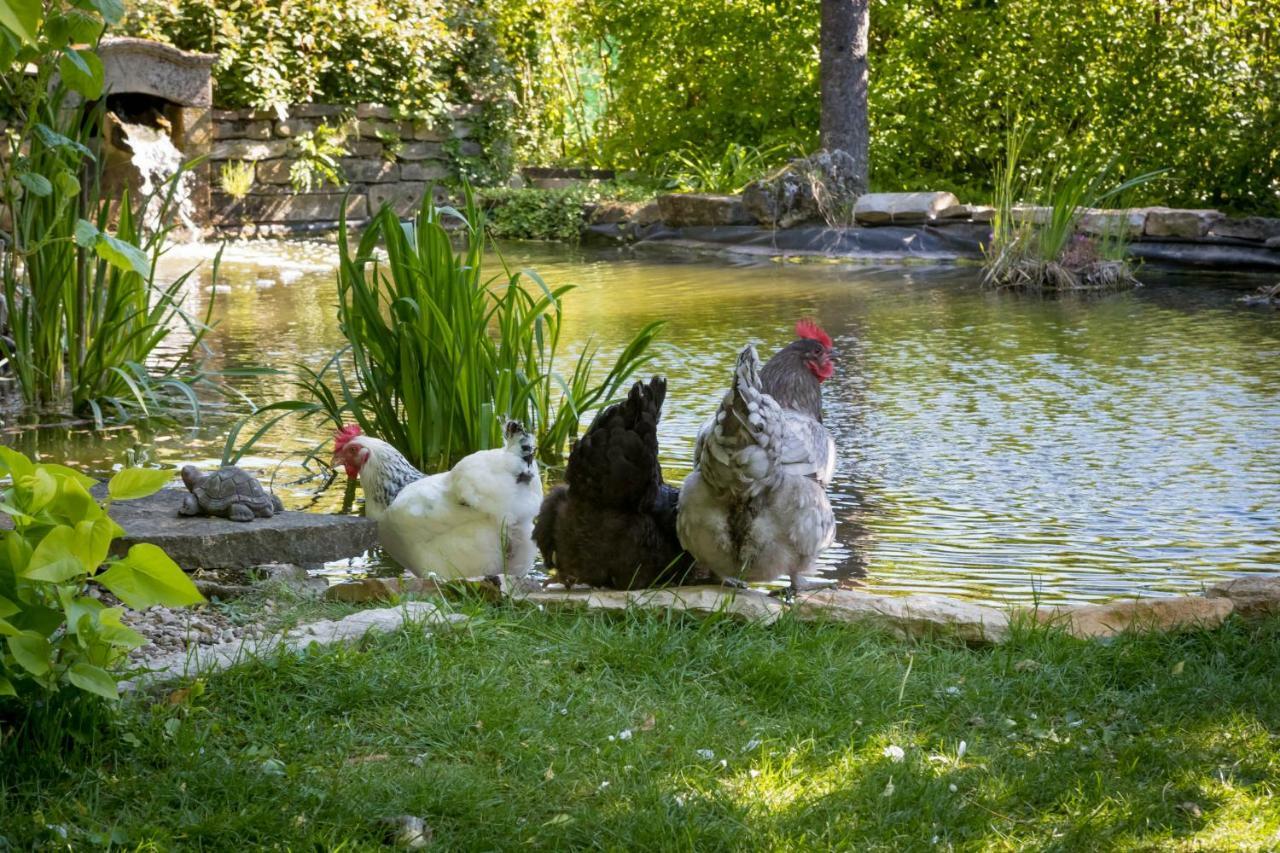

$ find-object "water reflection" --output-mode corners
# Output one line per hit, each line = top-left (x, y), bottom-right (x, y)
(5, 238), (1278, 604)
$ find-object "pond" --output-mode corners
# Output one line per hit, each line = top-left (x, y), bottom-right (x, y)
(5, 239), (1278, 604)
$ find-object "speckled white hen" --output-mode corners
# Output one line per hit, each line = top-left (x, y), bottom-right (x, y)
(332, 421), (542, 581)
(677, 321), (837, 591)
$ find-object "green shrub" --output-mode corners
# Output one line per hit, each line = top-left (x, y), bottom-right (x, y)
(664, 142), (795, 194)
(227, 190), (663, 470)
(0, 450), (204, 706)
(479, 187), (590, 241)
(219, 161), (256, 199)
(289, 122), (351, 193)
(511, 0), (1278, 215)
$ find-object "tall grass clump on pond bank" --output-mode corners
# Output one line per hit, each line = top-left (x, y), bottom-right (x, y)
(982, 125), (1166, 293)
(228, 191), (663, 471)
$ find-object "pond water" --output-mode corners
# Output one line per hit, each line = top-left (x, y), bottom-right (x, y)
(5, 239), (1278, 604)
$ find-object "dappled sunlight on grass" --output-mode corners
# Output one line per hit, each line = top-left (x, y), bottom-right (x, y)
(4, 606), (1280, 848)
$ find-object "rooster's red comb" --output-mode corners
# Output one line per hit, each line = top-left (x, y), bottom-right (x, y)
(333, 424), (362, 452)
(795, 319), (832, 349)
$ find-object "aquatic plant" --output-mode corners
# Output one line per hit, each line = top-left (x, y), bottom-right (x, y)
(219, 160), (256, 199)
(982, 125), (1166, 292)
(0, 3), (221, 423)
(0, 449), (204, 708)
(227, 189), (662, 471)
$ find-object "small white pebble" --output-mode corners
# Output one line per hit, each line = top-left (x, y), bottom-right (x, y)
(945, 686), (961, 695)
(883, 745), (905, 763)
(749, 769), (761, 779)
(617, 729), (633, 741)
(695, 749), (715, 761)
(957, 740), (967, 759)
(718, 759), (728, 769)
(742, 738), (762, 752)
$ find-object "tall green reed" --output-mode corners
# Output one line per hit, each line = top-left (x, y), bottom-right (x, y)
(226, 189), (663, 471)
(983, 121), (1166, 291)
(0, 18), (219, 424)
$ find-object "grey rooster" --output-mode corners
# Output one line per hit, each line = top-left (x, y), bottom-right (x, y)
(534, 376), (694, 589)
(677, 320), (838, 591)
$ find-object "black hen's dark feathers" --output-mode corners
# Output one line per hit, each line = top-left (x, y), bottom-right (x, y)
(535, 377), (694, 589)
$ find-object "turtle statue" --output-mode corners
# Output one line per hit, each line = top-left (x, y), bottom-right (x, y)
(178, 465), (284, 522)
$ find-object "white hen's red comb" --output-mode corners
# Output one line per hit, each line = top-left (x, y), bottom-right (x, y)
(333, 424), (362, 453)
(795, 319), (832, 349)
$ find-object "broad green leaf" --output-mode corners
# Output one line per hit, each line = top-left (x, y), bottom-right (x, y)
(0, 616), (18, 637)
(98, 607), (145, 649)
(86, 0), (123, 25)
(0, 0), (40, 44)
(0, 595), (17, 618)
(58, 589), (103, 636)
(0, 446), (34, 479)
(95, 231), (151, 279)
(39, 462), (98, 489)
(63, 9), (103, 42)
(108, 468), (172, 501)
(68, 662), (117, 700)
(33, 123), (94, 159)
(93, 544), (204, 609)
(27, 525), (84, 580)
(49, 475), (102, 525)
(59, 47), (103, 100)
(25, 467), (57, 512)
(75, 518), (114, 570)
(0, 675), (14, 697)
(74, 218), (99, 248)
(17, 171), (51, 197)
(54, 170), (80, 197)
(8, 631), (51, 676)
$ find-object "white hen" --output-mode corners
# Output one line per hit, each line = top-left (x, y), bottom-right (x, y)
(677, 329), (837, 591)
(332, 421), (542, 580)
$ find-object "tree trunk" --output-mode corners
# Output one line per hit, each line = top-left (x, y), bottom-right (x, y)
(819, 0), (870, 191)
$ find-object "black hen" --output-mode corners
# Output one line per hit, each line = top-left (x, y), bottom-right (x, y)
(534, 376), (694, 589)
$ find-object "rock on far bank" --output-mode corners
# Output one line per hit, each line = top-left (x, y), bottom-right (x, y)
(1205, 576), (1280, 619)
(656, 193), (756, 227)
(1022, 595), (1234, 639)
(853, 191), (960, 225)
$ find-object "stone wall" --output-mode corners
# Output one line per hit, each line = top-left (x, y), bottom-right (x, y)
(208, 103), (480, 237)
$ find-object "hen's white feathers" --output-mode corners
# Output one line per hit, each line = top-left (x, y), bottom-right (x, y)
(355, 428), (541, 580)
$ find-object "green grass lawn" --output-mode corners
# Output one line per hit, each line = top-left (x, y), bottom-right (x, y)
(4, 602), (1280, 850)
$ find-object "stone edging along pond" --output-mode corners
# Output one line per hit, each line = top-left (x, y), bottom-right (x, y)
(126, 574), (1280, 690)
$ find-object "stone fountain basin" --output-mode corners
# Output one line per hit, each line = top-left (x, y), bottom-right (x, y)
(2, 486), (377, 572)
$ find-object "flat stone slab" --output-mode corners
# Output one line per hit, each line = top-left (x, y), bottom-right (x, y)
(100, 488), (378, 571)
(1205, 576), (1280, 619)
(794, 589), (1009, 644)
(525, 584), (786, 623)
(1021, 596), (1234, 639)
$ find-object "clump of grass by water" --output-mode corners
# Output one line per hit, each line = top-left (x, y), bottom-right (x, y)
(226, 189), (662, 471)
(3, 604), (1280, 849)
(666, 141), (795, 194)
(219, 160), (256, 200)
(984, 124), (1165, 292)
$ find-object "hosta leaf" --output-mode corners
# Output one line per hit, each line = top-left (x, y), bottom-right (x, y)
(108, 468), (172, 501)
(0, 0), (40, 44)
(59, 47), (104, 100)
(75, 518), (114, 571)
(68, 662), (117, 700)
(0, 595), (17, 618)
(8, 631), (52, 676)
(93, 544), (203, 609)
(17, 171), (52, 197)
(0, 675), (14, 697)
(0, 616), (18, 637)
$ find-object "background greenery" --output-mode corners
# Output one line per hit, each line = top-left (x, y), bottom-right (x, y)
(124, 0), (1280, 214)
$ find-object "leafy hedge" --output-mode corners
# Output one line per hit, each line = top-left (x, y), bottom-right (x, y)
(542, 0), (1280, 214)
